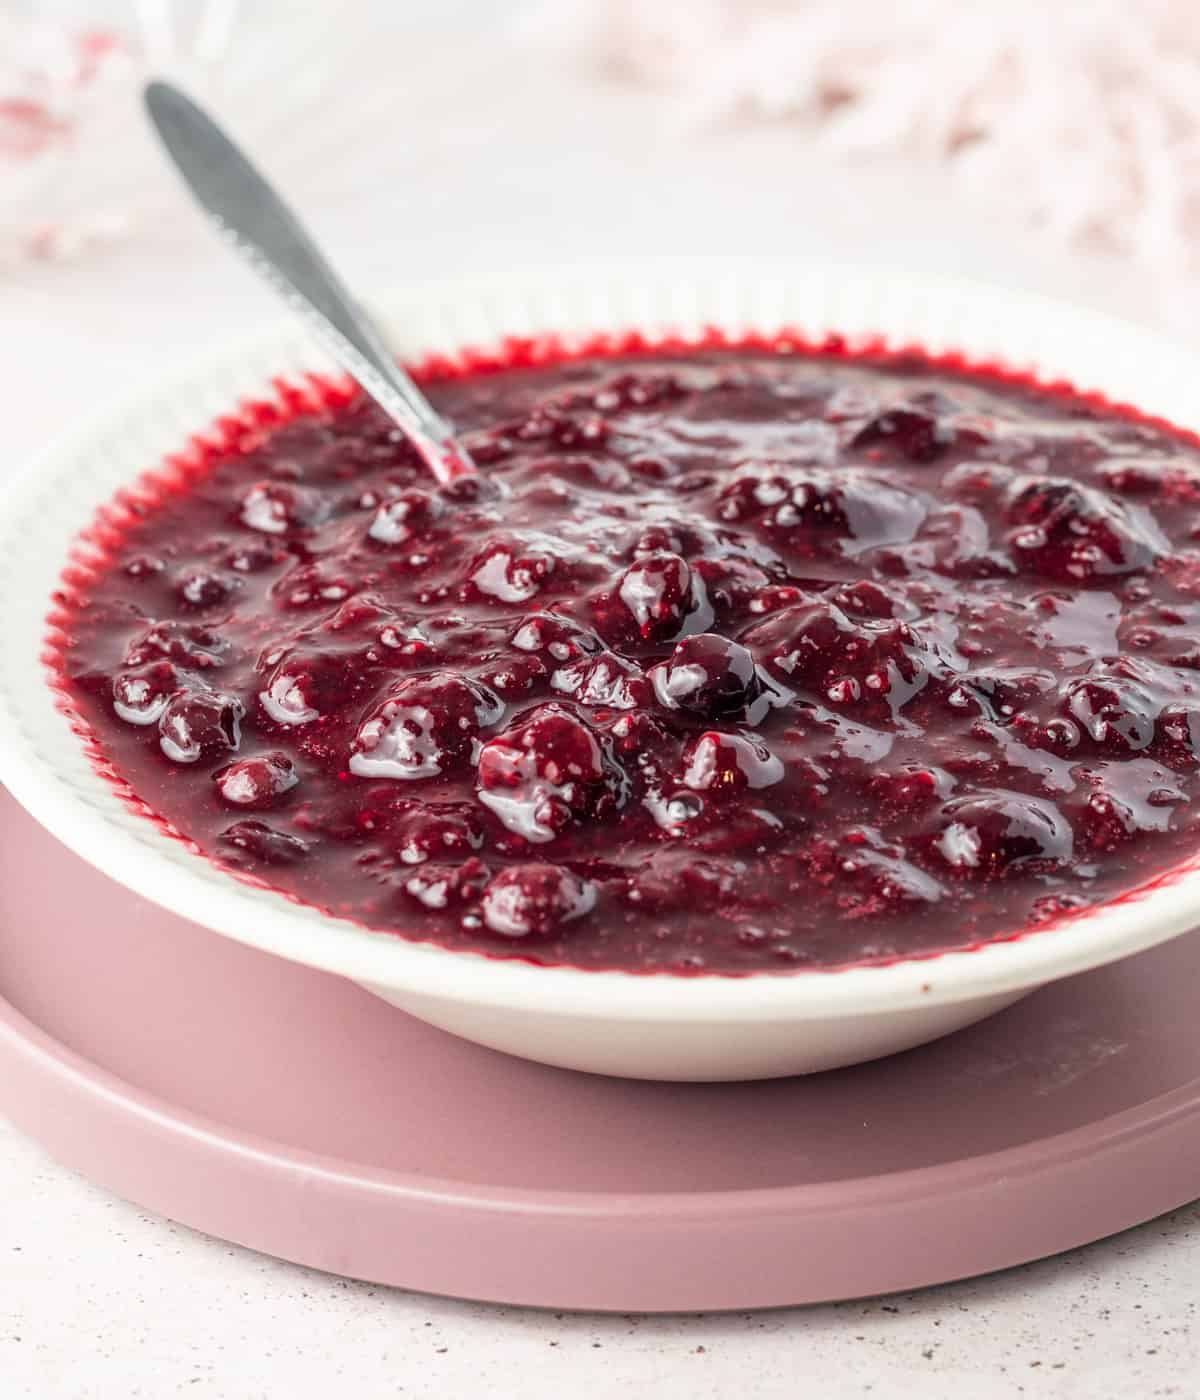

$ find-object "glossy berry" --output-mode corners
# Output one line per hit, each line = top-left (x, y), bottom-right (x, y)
(509, 612), (603, 663)
(679, 731), (783, 795)
(650, 632), (763, 720)
(930, 791), (1073, 874)
(1004, 475), (1164, 581)
(238, 480), (326, 535)
(742, 600), (930, 707)
(468, 534), (564, 603)
(320, 593), (393, 635)
(476, 704), (621, 842)
(258, 649), (372, 726)
(945, 668), (1056, 723)
(271, 562), (359, 611)
(476, 652), (551, 700)
(479, 863), (596, 937)
(215, 751), (298, 808)
(225, 540), (286, 574)
(829, 579), (902, 620)
(718, 466), (926, 555)
(368, 489), (445, 545)
(550, 652), (651, 710)
(175, 568), (238, 610)
(393, 802), (485, 865)
(220, 820), (309, 865)
(852, 406), (947, 462)
(158, 692), (244, 764)
(124, 620), (229, 671)
(1154, 705), (1200, 770)
(401, 856), (491, 911)
(1061, 669), (1161, 753)
(614, 551), (705, 642)
(112, 662), (184, 726)
(351, 672), (504, 780)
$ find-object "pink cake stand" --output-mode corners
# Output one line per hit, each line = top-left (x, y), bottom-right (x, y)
(2, 789), (1199, 1312)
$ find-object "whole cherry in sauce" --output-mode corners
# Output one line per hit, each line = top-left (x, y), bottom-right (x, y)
(53, 345), (1200, 973)
(650, 633), (767, 721)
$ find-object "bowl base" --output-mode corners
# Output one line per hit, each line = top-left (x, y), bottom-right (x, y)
(358, 981), (1033, 1080)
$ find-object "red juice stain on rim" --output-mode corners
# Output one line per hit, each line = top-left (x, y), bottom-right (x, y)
(40, 328), (1200, 976)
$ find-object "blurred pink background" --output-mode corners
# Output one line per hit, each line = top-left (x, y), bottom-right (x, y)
(5, 0), (1199, 458)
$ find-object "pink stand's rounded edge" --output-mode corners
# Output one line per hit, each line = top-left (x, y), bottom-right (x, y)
(3, 786), (1200, 1312)
(4, 1007), (1200, 1310)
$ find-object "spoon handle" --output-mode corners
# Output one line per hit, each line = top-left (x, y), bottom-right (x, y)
(143, 80), (473, 486)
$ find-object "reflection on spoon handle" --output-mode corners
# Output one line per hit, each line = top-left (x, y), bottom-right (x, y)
(143, 80), (475, 487)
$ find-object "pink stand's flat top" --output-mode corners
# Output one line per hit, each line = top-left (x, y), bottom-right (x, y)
(2, 789), (1199, 1312)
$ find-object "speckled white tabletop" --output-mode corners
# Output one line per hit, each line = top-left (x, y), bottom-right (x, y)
(3, 1113), (1197, 1398)
(2, 9), (1199, 1395)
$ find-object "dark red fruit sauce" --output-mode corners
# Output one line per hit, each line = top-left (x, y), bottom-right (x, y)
(50, 338), (1200, 973)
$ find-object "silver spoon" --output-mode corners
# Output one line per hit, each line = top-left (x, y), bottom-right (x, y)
(143, 80), (475, 488)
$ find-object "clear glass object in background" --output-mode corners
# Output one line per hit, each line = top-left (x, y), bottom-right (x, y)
(0, 1), (363, 262)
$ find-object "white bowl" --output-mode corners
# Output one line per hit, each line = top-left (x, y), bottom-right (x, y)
(4, 261), (1200, 1081)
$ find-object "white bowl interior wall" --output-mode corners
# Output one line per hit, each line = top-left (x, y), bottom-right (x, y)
(2, 262), (1200, 1080)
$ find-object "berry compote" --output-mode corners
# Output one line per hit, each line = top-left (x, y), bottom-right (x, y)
(50, 341), (1200, 972)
